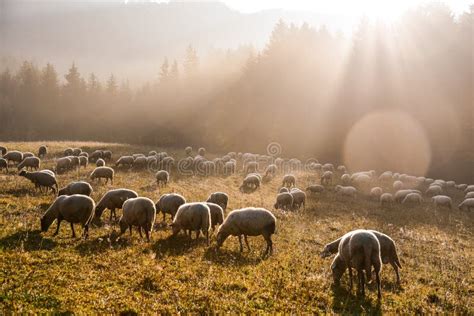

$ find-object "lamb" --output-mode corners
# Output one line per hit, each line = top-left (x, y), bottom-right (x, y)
(56, 157), (72, 174)
(335, 185), (357, 199)
(205, 202), (225, 230)
(216, 207), (276, 256)
(402, 192), (423, 205)
(119, 197), (156, 242)
(96, 158), (105, 167)
(321, 229), (401, 284)
(0, 158), (8, 173)
(155, 193), (186, 222)
(171, 202), (211, 244)
(41, 194), (95, 239)
(380, 193), (394, 206)
(19, 170), (58, 194)
(4, 151), (23, 165)
(282, 174), (296, 187)
(38, 145), (47, 158)
(58, 181), (93, 197)
(185, 146), (193, 156)
(17, 156), (40, 171)
(156, 170), (170, 187)
(115, 156), (134, 168)
(458, 198), (474, 211)
(456, 184), (468, 190)
(290, 188), (306, 210)
(274, 192), (293, 211)
(321, 171), (333, 185)
(90, 166), (114, 184)
(426, 185), (443, 197)
(94, 188), (139, 222)
(206, 192), (229, 211)
(198, 147), (206, 156)
(432, 195), (452, 209)
(331, 229), (382, 299)
(370, 187), (383, 200)
(79, 156), (88, 169)
(306, 184), (325, 194)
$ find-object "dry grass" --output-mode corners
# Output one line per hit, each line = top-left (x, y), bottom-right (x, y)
(1, 141), (473, 313)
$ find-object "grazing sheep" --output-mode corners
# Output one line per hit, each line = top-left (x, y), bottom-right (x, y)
(216, 207), (276, 255)
(133, 156), (148, 170)
(335, 185), (357, 199)
(290, 188), (306, 210)
(380, 193), (394, 206)
(115, 156), (134, 168)
(465, 192), (474, 199)
(206, 192), (229, 211)
(264, 164), (278, 177)
(456, 184), (467, 190)
(0, 146), (7, 156)
(155, 193), (186, 222)
(426, 185), (443, 197)
(458, 198), (474, 211)
(72, 148), (82, 156)
(279, 187), (289, 193)
(306, 184), (325, 194)
(185, 146), (193, 156)
(89, 150), (103, 162)
(96, 158), (105, 167)
(321, 171), (333, 185)
(198, 147), (206, 157)
(79, 156), (88, 169)
(90, 166), (114, 184)
(0, 158), (8, 173)
(17, 156), (40, 171)
(4, 151), (23, 165)
(402, 192), (423, 205)
(331, 230), (382, 299)
(19, 170), (58, 194)
(274, 192), (293, 211)
(378, 171), (393, 182)
(58, 181), (93, 197)
(63, 148), (73, 156)
(95, 189), (139, 222)
(323, 229), (400, 284)
(394, 189), (421, 203)
(205, 202), (225, 230)
(223, 161), (236, 176)
(38, 145), (47, 158)
(282, 174), (296, 187)
(119, 197), (156, 242)
(56, 157), (72, 174)
(69, 156), (80, 169)
(103, 150), (112, 161)
(22, 152), (34, 159)
(370, 187), (383, 200)
(171, 202), (211, 244)
(432, 195), (452, 209)
(245, 161), (259, 174)
(341, 174), (351, 185)
(79, 152), (89, 158)
(464, 185), (474, 193)
(393, 180), (403, 191)
(41, 195), (95, 239)
(156, 170), (170, 187)
(239, 174), (261, 193)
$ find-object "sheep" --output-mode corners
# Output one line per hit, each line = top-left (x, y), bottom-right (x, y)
(322, 163), (335, 172)
(331, 229), (382, 299)
(78, 156), (88, 169)
(464, 185), (474, 193)
(282, 174), (296, 187)
(94, 188), (139, 222)
(321, 171), (333, 185)
(79, 152), (89, 158)
(90, 166), (114, 184)
(71, 148), (82, 156)
(465, 192), (474, 199)
(4, 151), (23, 165)
(55, 157), (71, 174)
(69, 156), (80, 170)
(206, 192), (229, 211)
(216, 207), (276, 256)
(148, 150), (157, 156)
(119, 197), (156, 242)
(335, 185), (357, 199)
(205, 202), (225, 230)
(41, 195), (95, 239)
(337, 165), (346, 173)
(115, 156), (134, 168)
(380, 193), (394, 206)
(171, 202), (211, 244)
(370, 187), (383, 200)
(155, 193), (186, 222)
(0, 146), (7, 156)
(290, 188), (306, 210)
(17, 156), (40, 171)
(156, 170), (169, 187)
(378, 171), (393, 182)
(426, 185), (443, 197)
(341, 174), (351, 185)
(22, 152), (34, 159)
(432, 195), (452, 209)
(185, 146), (193, 156)
(103, 150), (112, 161)
(198, 147), (206, 157)
(63, 148), (73, 156)
(394, 189), (421, 203)
(89, 150), (103, 162)
(223, 161), (236, 176)
(19, 170), (58, 194)
(239, 174), (261, 193)
(264, 164), (277, 177)
(58, 181), (93, 197)
(133, 156), (148, 170)
(393, 180), (403, 191)
(323, 229), (400, 285)
(306, 184), (325, 194)
(38, 145), (47, 158)
(274, 192), (293, 211)
(446, 181), (456, 188)
(245, 161), (259, 174)
(40, 169), (55, 177)
(96, 158), (105, 167)
(458, 198), (474, 211)
(456, 184), (468, 190)
(279, 187), (289, 193)
(0, 158), (8, 173)
(402, 192), (423, 205)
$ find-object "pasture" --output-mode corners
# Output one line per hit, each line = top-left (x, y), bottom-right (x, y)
(1, 141), (473, 313)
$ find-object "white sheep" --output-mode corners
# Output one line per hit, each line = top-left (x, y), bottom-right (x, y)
(17, 156), (40, 171)
(155, 193), (186, 222)
(38, 145), (47, 158)
(393, 180), (403, 191)
(58, 181), (93, 196)
(321, 171), (333, 185)
(171, 202), (211, 244)
(56, 157), (72, 174)
(369, 187), (383, 200)
(115, 156), (134, 168)
(464, 192), (474, 199)
(458, 198), (474, 211)
(394, 189), (421, 203)
(402, 192), (423, 205)
(185, 146), (193, 156)
(216, 207), (276, 255)
(119, 197), (156, 242)
(19, 170), (58, 194)
(156, 170), (170, 187)
(464, 185), (474, 193)
(341, 174), (351, 185)
(335, 185), (357, 199)
(79, 156), (88, 169)
(94, 189), (139, 222)
(380, 193), (394, 206)
(306, 184), (325, 194)
(4, 151), (23, 165)
(90, 166), (114, 184)
(96, 158), (105, 167)
(206, 192), (229, 211)
(274, 192), (293, 211)
(0, 158), (8, 173)
(290, 188), (306, 210)
(282, 174), (296, 187)
(198, 147), (206, 157)
(426, 185), (443, 197)
(432, 195), (452, 209)
(205, 202), (225, 230)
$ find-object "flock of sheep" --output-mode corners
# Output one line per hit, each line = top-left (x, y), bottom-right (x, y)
(1, 143), (473, 299)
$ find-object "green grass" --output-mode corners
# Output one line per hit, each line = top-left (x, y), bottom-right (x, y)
(1, 141), (473, 313)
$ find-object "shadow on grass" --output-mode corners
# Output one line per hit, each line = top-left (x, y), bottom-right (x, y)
(202, 246), (265, 266)
(75, 232), (121, 256)
(0, 229), (57, 251)
(151, 234), (203, 258)
(331, 283), (382, 314)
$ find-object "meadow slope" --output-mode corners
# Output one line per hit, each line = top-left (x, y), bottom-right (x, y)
(1, 141), (473, 313)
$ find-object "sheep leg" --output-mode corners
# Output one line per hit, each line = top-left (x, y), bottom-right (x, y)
(83, 224), (89, 239)
(138, 226), (143, 238)
(70, 222), (76, 238)
(375, 270), (382, 299)
(129, 225), (132, 236)
(263, 233), (273, 255)
(145, 228), (150, 242)
(53, 217), (62, 236)
(244, 235), (251, 251)
(348, 266), (353, 290)
(195, 230), (201, 240)
(391, 262), (401, 284)
(238, 235), (244, 252)
(162, 213), (166, 222)
(205, 231), (209, 245)
(359, 269), (365, 297)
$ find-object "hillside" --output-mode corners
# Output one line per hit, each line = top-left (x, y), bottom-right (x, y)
(0, 141), (473, 313)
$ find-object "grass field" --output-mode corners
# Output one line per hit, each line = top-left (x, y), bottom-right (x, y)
(1, 141), (473, 313)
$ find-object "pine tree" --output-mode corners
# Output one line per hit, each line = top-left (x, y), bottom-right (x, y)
(183, 45), (199, 77)
(170, 60), (179, 81)
(160, 58), (169, 83)
(106, 74), (118, 94)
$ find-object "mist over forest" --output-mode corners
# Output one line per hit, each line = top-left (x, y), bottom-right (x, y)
(0, 1), (473, 182)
